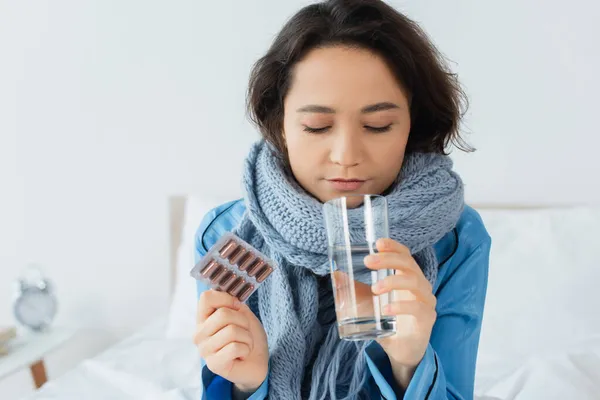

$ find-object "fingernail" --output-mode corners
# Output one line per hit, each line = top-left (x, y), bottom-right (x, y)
(372, 281), (382, 293)
(364, 255), (378, 265)
(233, 299), (241, 309)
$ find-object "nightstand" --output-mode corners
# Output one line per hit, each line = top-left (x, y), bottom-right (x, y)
(0, 328), (76, 388)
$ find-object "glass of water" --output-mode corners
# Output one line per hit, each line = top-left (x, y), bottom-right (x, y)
(322, 194), (396, 341)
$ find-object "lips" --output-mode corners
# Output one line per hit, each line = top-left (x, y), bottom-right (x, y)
(327, 178), (366, 191)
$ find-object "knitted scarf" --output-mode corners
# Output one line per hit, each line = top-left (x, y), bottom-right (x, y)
(232, 140), (464, 399)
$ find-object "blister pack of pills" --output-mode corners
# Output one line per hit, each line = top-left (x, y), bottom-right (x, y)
(190, 232), (276, 302)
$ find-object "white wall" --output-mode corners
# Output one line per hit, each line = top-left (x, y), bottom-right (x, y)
(403, 0), (600, 205)
(1, 0), (599, 397)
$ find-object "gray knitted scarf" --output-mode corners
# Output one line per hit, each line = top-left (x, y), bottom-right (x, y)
(232, 140), (464, 400)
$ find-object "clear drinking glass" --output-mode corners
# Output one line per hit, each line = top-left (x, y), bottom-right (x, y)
(323, 194), (396, 341)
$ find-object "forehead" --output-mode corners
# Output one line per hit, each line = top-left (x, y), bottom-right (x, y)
(285, 45), (409, 109)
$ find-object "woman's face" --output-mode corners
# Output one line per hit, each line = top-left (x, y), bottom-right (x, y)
(283, 46), (411, 207)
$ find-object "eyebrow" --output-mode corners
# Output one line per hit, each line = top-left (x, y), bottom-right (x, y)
(296, 102), (401, 114)
(361, 102), (400, 113)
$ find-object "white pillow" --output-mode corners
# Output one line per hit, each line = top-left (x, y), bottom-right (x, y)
(473, 206), (600, 389)
(165, 194), (239, 338)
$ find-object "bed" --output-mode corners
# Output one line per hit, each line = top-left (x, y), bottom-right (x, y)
(22, 196), (600, 400)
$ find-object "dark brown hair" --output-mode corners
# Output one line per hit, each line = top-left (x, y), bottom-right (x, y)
(247, 0), (472, 157)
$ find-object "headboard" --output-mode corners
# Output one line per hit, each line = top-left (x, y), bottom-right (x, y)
(169, 195), (187, 298)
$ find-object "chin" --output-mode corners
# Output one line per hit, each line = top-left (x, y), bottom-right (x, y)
(319, 191), (369, 208)
(342, 197), (365, 208)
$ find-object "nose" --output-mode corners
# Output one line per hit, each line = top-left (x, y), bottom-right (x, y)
(329, 128), (362, 167)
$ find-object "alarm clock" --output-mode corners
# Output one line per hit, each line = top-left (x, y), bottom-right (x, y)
(13, 265), (58, 332)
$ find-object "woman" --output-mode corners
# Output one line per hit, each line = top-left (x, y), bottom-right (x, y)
(193, 1), (491, 399)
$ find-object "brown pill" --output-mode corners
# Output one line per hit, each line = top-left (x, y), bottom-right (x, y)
(238, 254), (256, 271)
(246, 260), (265, 277)
(238, 283), (255, 302)
(218, 270), (235, 289)
(219, 239), (239, 258)
(200, 260), (220, 278)
(227, 277), (245, 296)
(209, 265), (225, 281)
(229, 248), (248, 265)
(256, 266), (274, 283)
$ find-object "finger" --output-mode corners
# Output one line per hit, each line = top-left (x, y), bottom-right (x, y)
(197, 290), (241, 324)
(237, 302), (258, 318)
(364, 251), (422, 275)
(194, 307), (249, 345)
(199, 324), (253, 358)
(376, 238), (411, 255)
(216, 341), (251, 362)
(382, 300), (437, 321)
(372, 273), (433, 297)
(332, 270), (351, 291)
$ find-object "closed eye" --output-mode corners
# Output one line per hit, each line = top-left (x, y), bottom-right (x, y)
(303, 124), (393, 133)
(303, 125), (331, 134)
(365, 124), (392, 133)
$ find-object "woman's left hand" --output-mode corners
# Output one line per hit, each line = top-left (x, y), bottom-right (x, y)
(364, 238), (438, 387)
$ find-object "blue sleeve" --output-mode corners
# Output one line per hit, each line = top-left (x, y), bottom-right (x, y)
(194, 204), (269, 400)
(364, 239), (491, 399)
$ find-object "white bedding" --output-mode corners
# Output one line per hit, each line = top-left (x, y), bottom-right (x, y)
(21, 320), (600, 400)
(474, 335), (600, 399)
(22, 318), (203, 400)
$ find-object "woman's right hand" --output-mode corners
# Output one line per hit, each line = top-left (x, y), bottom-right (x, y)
(194, 290), (269, 392)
